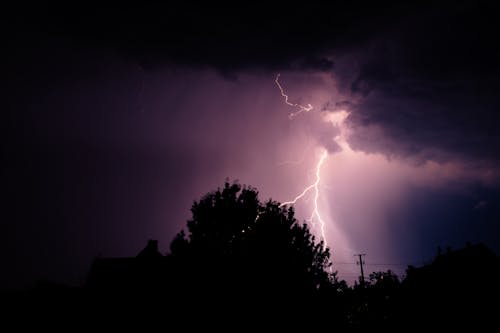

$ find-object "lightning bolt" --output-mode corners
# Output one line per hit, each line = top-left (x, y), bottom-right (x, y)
(276, 73), (329, 248)
(280, 150), (328, 245)
(275, 73), (313, 119)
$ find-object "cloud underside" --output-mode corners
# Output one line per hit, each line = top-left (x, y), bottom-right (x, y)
(13, 1), (500, 164)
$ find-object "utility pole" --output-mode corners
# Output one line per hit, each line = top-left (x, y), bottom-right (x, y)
(355, 254), (366, 287)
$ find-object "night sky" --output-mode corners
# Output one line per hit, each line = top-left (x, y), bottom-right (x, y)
(2, 1), (500, 289)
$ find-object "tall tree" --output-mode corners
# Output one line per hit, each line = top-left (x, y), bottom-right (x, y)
(169, 181), (332, 299)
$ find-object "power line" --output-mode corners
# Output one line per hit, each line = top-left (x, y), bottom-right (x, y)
(365, 263), (410, 266)
(354, 254), (366, 287)
(333, 262), (418, 266)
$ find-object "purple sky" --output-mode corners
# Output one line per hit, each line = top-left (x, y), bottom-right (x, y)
(3, 2), (500, 289)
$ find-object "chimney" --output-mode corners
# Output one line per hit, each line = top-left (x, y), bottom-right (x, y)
(137, 239), (162, 259)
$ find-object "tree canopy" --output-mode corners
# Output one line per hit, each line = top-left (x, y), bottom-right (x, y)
(169, 181), (332, 299)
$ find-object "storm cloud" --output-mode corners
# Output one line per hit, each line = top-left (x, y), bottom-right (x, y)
(3, 1), (500, 289)
(339, 2), (500, 166)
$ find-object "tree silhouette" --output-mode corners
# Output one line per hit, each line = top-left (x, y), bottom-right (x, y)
(168, 181), (332, 302)
(368, 270), (400, 290)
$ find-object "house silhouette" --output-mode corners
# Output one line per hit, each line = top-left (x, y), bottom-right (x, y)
(86, 240), (171, 292)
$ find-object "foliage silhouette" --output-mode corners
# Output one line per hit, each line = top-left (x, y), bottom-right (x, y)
(168, 181), (333, 304)
(6, 181), (499, 329)
(350, 270), (401, 328)
(395, 242), (500, 329)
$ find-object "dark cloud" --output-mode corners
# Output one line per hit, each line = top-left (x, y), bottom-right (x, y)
(5, 1), (415, 71)
(15, 1), (493, 165)
(338, 1), (500, 164)
(293, 57), (335, 72)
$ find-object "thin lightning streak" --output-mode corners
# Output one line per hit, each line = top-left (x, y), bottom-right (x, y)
(275, 73), (332, 249)
(312, 151), (328, 245)
(275, 73), (313, 119)
(280, 150), (328, 247)
(280, 183), (316, 207)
